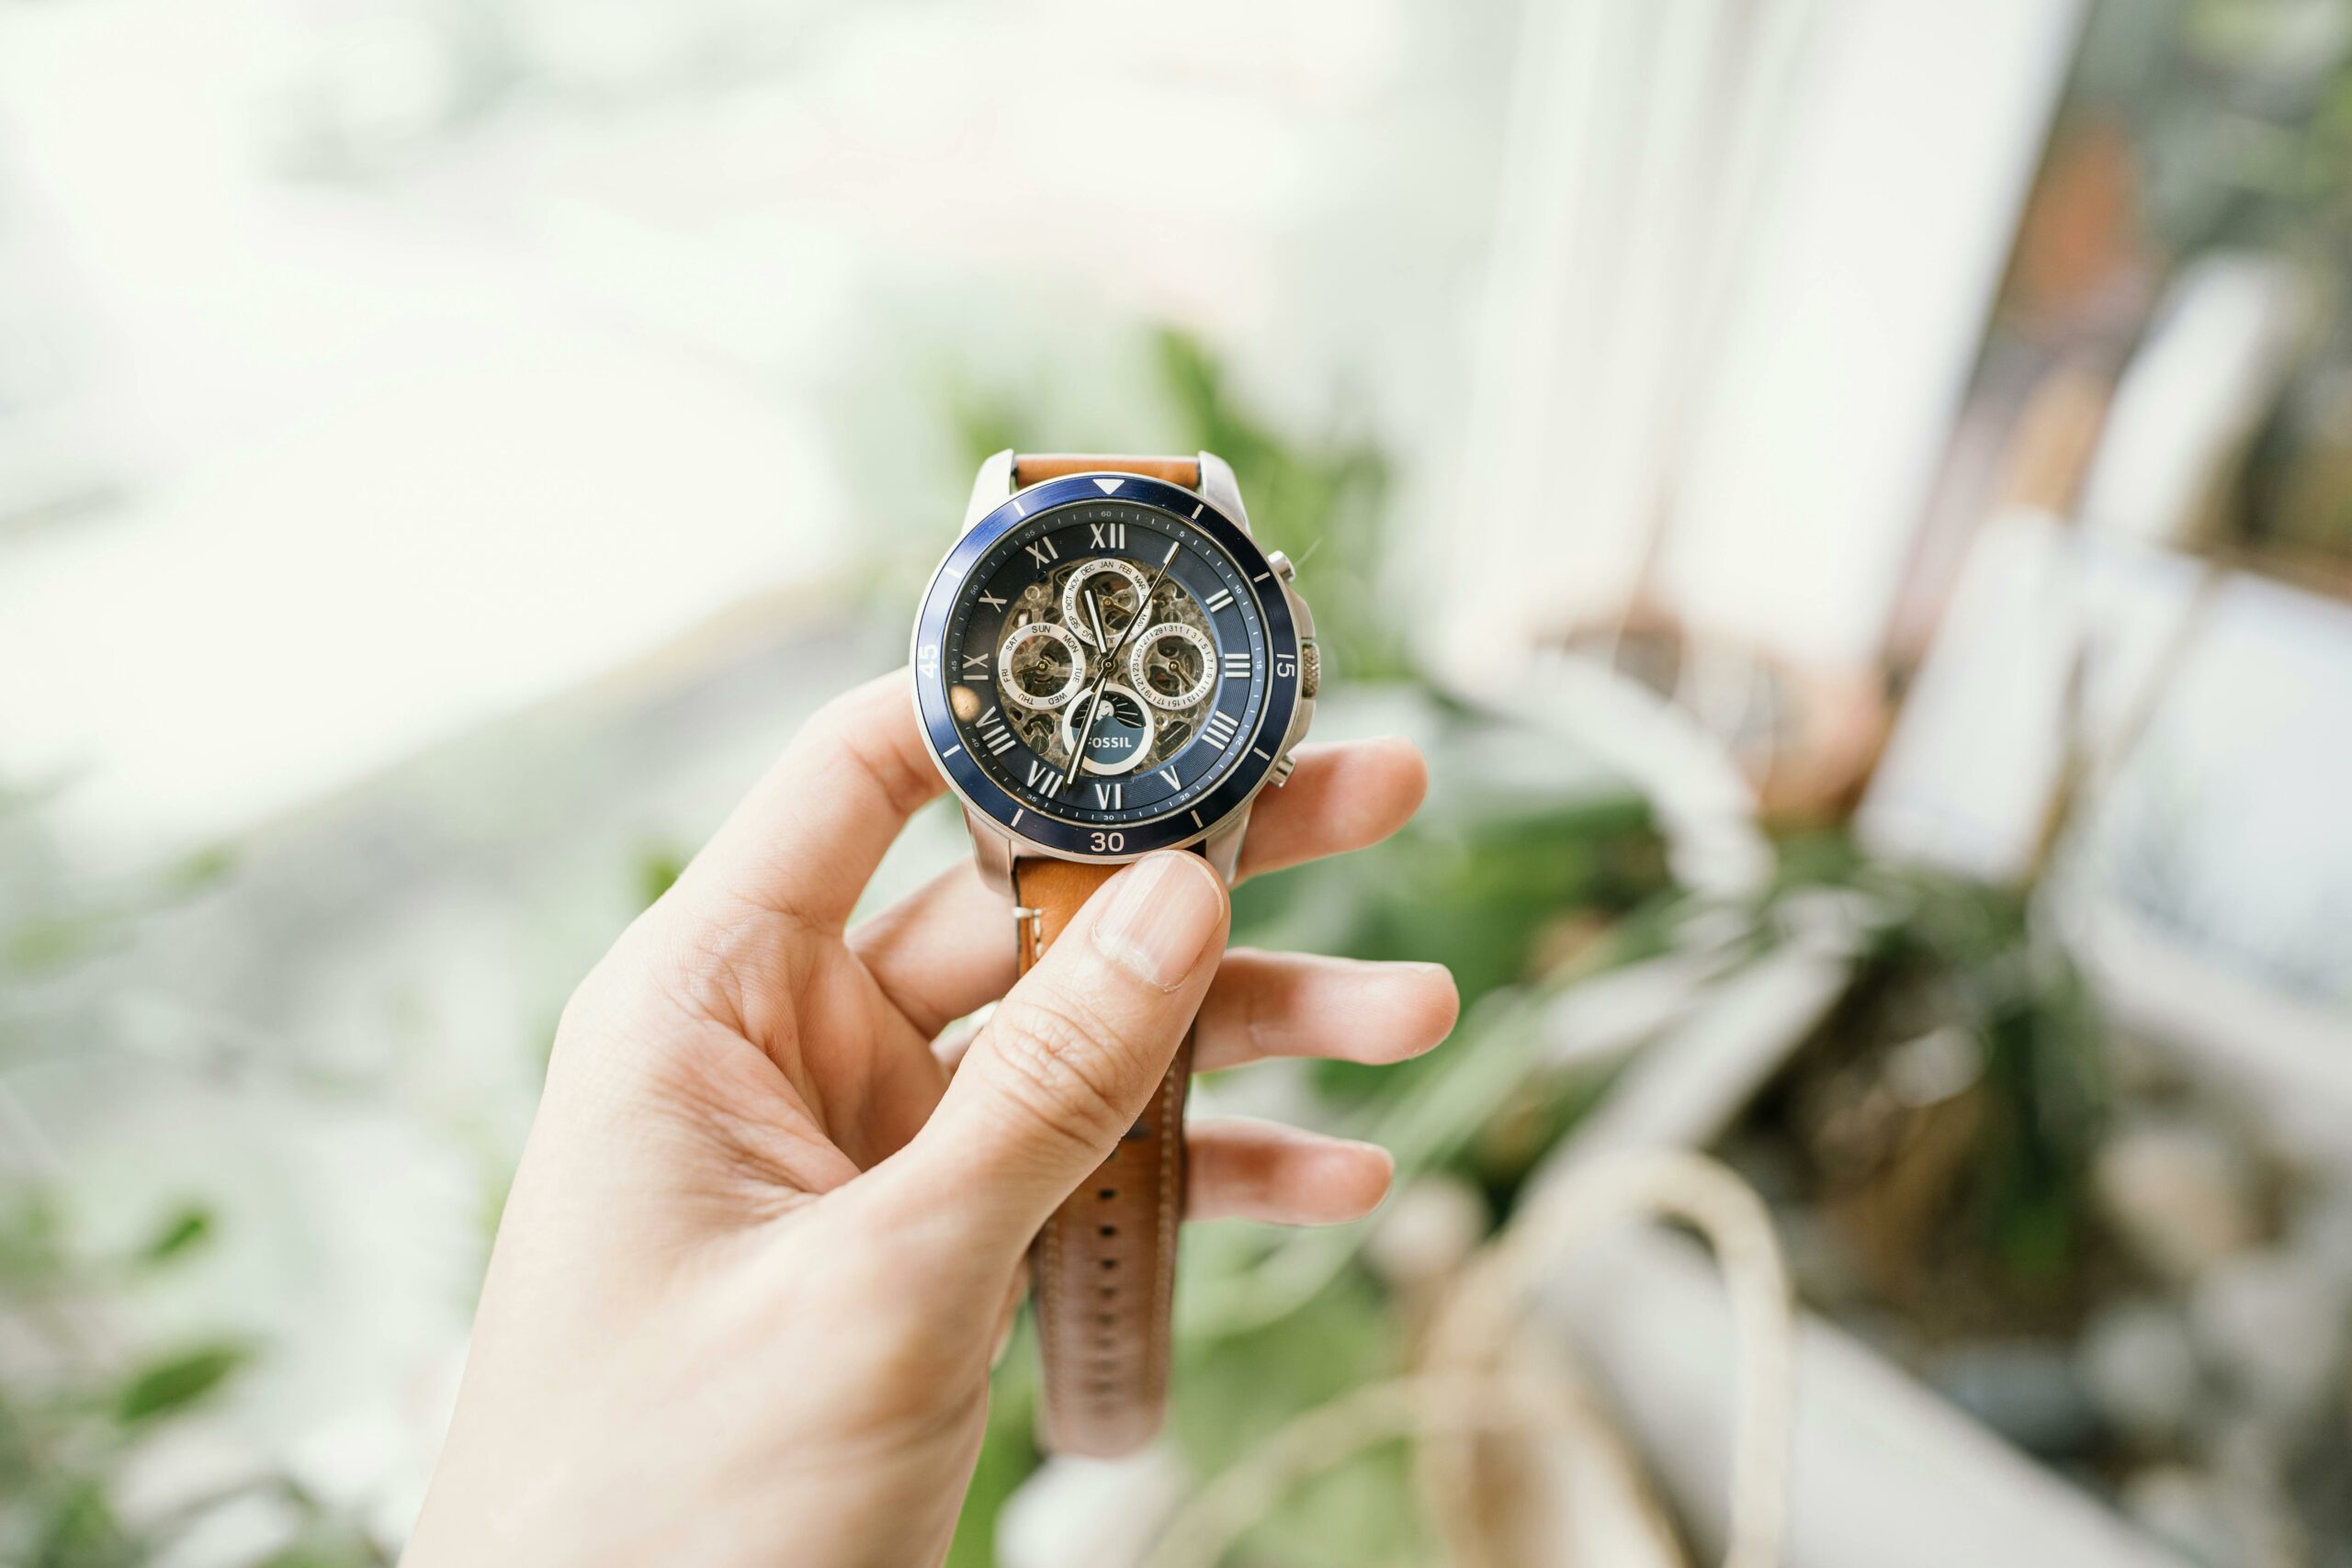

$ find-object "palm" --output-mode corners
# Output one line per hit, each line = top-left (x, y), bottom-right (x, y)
(563, 923), (954, 1250)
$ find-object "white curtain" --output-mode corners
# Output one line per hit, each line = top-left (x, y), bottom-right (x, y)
(1436, 0), (2086, 685)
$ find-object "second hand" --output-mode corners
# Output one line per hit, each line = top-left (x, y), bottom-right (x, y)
(1060, 591), (1114, 794)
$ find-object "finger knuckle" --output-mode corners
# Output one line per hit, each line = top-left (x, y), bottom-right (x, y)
(981, 989), (1136, 1156)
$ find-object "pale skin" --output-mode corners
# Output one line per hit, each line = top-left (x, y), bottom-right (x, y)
(402, 671), (1456, 1568)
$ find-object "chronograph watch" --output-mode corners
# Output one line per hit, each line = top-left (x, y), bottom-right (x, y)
(911, 450), (1318, 1456)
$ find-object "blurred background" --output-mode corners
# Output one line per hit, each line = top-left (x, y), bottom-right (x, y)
(3, 0), (2349, 1563)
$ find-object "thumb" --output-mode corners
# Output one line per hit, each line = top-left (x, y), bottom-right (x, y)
(880, 851), (1227, 1260)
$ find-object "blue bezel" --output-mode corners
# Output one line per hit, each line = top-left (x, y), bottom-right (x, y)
(912, 474), (1302, 861)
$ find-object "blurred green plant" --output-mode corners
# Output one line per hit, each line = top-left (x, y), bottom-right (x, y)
(0, 794), (390, 1568)
(2056, 0), (2352, 566)
(1147, 332), (1409, 684)
(944, 325), (1412, 685)
(1770, 840), (2107, 1292)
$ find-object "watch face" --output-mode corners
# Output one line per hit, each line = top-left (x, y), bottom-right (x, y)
(913, 473), (1303, 858)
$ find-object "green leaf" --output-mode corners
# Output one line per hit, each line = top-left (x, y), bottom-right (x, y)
(160, 843), (237, 896)
(254, 1521), (391, 1568)
(636, 847), (688, 909)
(113, 1343), (250, 1426)
(137, 1205), (215, 1267)
(33, 1475), (140, 1568)
(5, 913), (117, 975)
(0, 1185), (66, 1285)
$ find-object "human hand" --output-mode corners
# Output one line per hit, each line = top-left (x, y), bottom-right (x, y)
(401, 671), (1454, 1568)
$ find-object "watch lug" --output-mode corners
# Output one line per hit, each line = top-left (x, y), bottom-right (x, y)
(1197, 451), (1250, 534)
(1200, 811), (1250, 884)
(961, 807), (1017, 900)
(962, 449), (1015, 535)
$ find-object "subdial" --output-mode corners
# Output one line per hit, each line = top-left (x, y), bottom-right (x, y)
(1128, 622), (1216, 710)
(1057, 683), (1157, 776)
(998, 621), (1087, 711)
(1061, 558), (1151, 648)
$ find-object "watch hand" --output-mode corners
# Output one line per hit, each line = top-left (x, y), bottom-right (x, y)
(1061, 587), (1116, 793)
(1063, 563), (1173, 795)
(1105, 556), (1173, 663)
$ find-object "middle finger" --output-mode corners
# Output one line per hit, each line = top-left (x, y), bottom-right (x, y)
(930, 947), (1457, 1077)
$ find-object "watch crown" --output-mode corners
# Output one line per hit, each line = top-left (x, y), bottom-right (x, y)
(1267, 550), (1295, 582)
(1270, 751), (1299, 786)
(1300, 638), (1321, 699)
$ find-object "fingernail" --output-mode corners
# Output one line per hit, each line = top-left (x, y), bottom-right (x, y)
(1092, 852), (1226, 989)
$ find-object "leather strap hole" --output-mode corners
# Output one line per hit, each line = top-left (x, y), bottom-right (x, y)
(1098, 1188), (1118, 1201)
(1099, 1224), (1117, 1237)
(1100, 1258), (1118, 1270)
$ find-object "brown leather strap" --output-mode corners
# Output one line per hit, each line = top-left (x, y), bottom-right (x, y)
(1012, 452), (1202, 490)
(1014, 855), (1194, 1457)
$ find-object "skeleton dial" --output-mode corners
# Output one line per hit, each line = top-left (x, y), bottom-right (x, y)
(941, 500), (1269, 827)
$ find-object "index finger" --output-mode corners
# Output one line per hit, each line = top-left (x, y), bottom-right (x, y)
(674, 669), (943, 930)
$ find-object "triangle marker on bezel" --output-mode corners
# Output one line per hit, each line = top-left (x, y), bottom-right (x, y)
(1092, 477), (1124, 494)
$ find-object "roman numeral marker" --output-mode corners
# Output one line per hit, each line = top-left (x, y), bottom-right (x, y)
(1203, 588), (1235, 613)
(1201, 709), (1239, 748)
(1089, 522), (1126, 549)
(978, 592), (1007, 610)
(1093, 783), (1122, 809)
(1025, 758), (1053, 788)
(1157, 766), (1181, 790)
(1222, 652), (1251, 679)
(963, 653), (989, 672)
(1025, 537), (1059, 569)
(977, 705), (1017, 755)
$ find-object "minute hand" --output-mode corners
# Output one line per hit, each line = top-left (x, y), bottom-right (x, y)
(1060, 555), (1175, 794)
